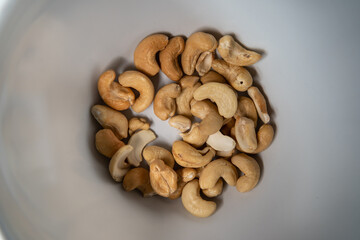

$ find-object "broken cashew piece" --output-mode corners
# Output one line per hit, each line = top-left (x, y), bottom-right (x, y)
(108, 145), (133, 182)
(234, 117), (257, 153)
(128, 117), (150, 135)
(127, 130), (156, 166)
(154, 83), (181, 120)
(150, 160), (178, 197)
(172, 141), (215, 168)
(143, 146), (175, 168)
(95, 129), (125, 158)
(176, 76), (201, 118)
(206, 131), (236, 152)
(237, 124), (274, 154)
(247, 86), (270, 124)
(177, 168), (197, 183)
(195, 51), (213, 76)
(202, 179), (223, 198)
(231, 153), (260, 192)
(168, 115), (191, 132)
(123, 167), (155, 197)
(200, 70), (226, 84)
(234, 96), (258, 126)
(216, 149), (236, 159)
(159, 36), (185, 81)
(134, 34), (169, 76)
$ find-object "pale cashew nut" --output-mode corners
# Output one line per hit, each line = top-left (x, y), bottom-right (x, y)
(154, 83), (181, 120)
(108, 145), (133, 182)
(195, 51), (214, 76)
(123, 167), (155, 197)
(218, 35), (262, 66)
(231, 153), (260, 192)
(234, 96), (258, 126)
(97, 70), (135, 111)
(143, 146), (175, 168)
(181, 179), (216, 218)
(199, 159), (238, 189)
(95, 129), (125, 158)
(212, 59), (253, 92)
(127, 130), (157, 166)
(128, 117), (150, 135)
(202, 179), (223, 198)
(176, 76), (201, 117)
(180, 123), (209, 147)
(172, 141), (215, 168)
(237, 124), (274, 154)
(181, 32), (217, 75)
(177, 168), (197, 183)
(200, 70), (226, 84)
(159, 36), (185, 81)
(168, 115), (191, 132)
(247, 86), (270, 124)
(234, 117), (257, 153)
(216, 149), (235, 159)
(149, 160), (178, 197)
(206, 131), (236, 152)
(134, 34), (169, 76)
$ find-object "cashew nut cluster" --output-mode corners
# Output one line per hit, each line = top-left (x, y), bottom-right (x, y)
(90, 31), (275, 218)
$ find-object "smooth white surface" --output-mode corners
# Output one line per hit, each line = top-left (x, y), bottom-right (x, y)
(1, 0), (360, 239)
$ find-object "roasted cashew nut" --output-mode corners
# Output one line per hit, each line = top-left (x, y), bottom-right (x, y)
(231, 153), (260, 192)
(234, 96), (258, 126)
(95, 129), (125, 158)
(199, 159), (238, 189)
(202, 179), (223, 198)
(176, 76), (201, 118)
(159, 36), (185, 81)
(234, 117), (257, 153)
(127, 130), (157, 166)
(195, 51), (214, 76)
(238, 124), (274, 154)
(128, 117), (150, 135)
(149, 159), (178, 197)
(177, 168), (197, 183)
(123, 167), (155, 197)
(108, 145), (133, 182)
(200, 70), (226, 84)
(206, 131), (236, 152)
(143, 145), (175, 168)
(247, 86), (270, 124)
(179, 123), (209, 148)
(168, 115), (191, 132)
(172, 141), (215, 168)
(154, 83), (181, 120)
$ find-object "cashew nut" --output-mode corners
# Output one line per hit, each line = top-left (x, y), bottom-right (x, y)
(212, 59), (253, 92)
(172, 141), (215, 168)
(128, 117), (150, 135)
(234, 96), (258, 126)
(154, 83), (181, 120)
(218, 35), (261, 66)
(202, 179), (223, 198)
(97, 70), (135, 111)
(108, 145), (133, 182)
(190, 100), (223, 136)
(134, 34), (169, 76)
(206, 131), (236, 152)
(127, 130), (156, 166)
(123, 167), (155, 197)
(176, 76), (201, 118)
(91, 104), (128, 139)
(237, 124), (274, 154)
(143, 146), (175, 168)
(231, 153), (260, 192)
(177, 168), (197, 183)
(199, 159), (238, 189)
(180, 123), (209, 147)
(168, 115), (191, 132)
(234, 117), (257, 153)
(216, 149), (235, 159)
(181, 32), (217, 75)
(200, 70), (226, 84)
(193, 82), (238, 118)
(149, 160), (178, 197)
(247, 86), (270, 124)
(181, 179), (216, 218)
(195, 51), (213, 76)
(95, 129), (125, 158)
(159, 36), (185, 81)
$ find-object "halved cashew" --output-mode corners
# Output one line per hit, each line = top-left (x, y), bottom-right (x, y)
(234, 96), (258, 126)
(143, 146), (175, 168)
(195, 51), (213, 76)
(108, 145), (133, 182)
(154, 83), (181, 120)
(176, 76), (201, 117)
(177, 168), (197, 183)
(191, 100), (223, 136)
(237, 124), (274, 154)
(221, 117), (235, 136)
(181, 179), (216, 218)
(180, 123), (209, 147)
(199, 159), (238, 189)
(159, 36), (185, 81)
(127, 130), (156, 166)
(150, 160), (177, 197)
(202, 179), (223, 198)
(193, 82), (238, 118)
(168, 115), (191, 132)
(216, 149), (236, 159)
(118, 71), (155, 113)
(128, 117), (150, 135)
(200, 70), (226, 84)
(231, 153), (260, 192)
(91, 104), (128, 139)
(247, 86), (270, 124)
(97, 70), (135, 111)
(123, 167), (155, 197)
(134, 34), (169, 76)
(212, 59), (253, 92)
(234, 117), (257, 153)
(172, 141), (215, 168)
(95, 129), (125, 158)
(206, 131), (236, 152)
(218, 35), (261, 66)
(181, 32), (217, 75)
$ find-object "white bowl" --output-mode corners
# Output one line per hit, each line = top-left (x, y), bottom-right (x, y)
(1, 1), (360, 239)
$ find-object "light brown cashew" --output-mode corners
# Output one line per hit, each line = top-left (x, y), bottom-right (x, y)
(181, 179), (216, 218)
(202, 179), (223, 198)
(195, 51), (214, 76)
(216, 149), (235, 159)
(143, 146), (175, 168)
(168, 115), (191, 132)
(234, 117), (257, 153)
(191, 100), (224, 136)
(237, 124), (274, 154)
(149, 160), (178, 197)
(154, 83), (181, 120)
(206, 131), (236, 152)
(212, 59), (253, 92)
(181, 32), (217, 75)
(231, 153), (260, 192)
(199, 159), (238, 189)
(134, 34), (169, 76)
(177, 168), (197, 183)
(159, 36), (185, 81)
(108, 145), (133, 182)
(176, 76), (201, 117)
(118, 71), (155, 113)
(169, 180), (186, 200)
(128, 117), (150, 136)
(97, 70), (135, 111)
(123, 167), (155, 197)
(193, 82), (238, 118)
(180, 123), (209, 148)
(247, 86), (270, 124)
(172, 141), (215, 168)
(234, 96), (258, 126)
(127, 130), (156, 166)
(91, 104), (128, 139)
(200, 70), (226, 84)
(95, 129), (125, 158)
(218, 35), (262, 66)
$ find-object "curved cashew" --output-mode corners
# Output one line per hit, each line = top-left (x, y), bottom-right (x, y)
(200, 70), (226, 84)
(181, 32), (217, 75)
(199, 159), (238, 189)
(123, 167), (155, 197)
(149, 160), (178, 197)
(234, 96), (258, 126)
(247, 86), (270, 124)
(218, 35), (262, 66)
(180, 123), (209, 147)
(168, 115), (191, 132)
(91, 104), (128, 139)
(97, 70), (135, 111)
(118, 71), (155, 113)
(127, 130), (157, 166)
(206, 131), (236, 152)
(143, 145), (175, 168)
(181, 179), (216, 218)
(237, 124), (274, 154)
(231, 153), (260, 192)
(191, 100), (224, 136)
(176, 76), (201, 117)
(108, 145), (133, 182)
(159, 36), (185, 81)
(154, 83), (181, 120)
(95, 129), (125, 158)
(177, 168), (197, 183)
(234, 117), (257, 153)
(195, 51), (214, 76)
(193, 82), (238, 118)
(134, 34), (169, 76)
(212, 59), (253, 92)
(202, 179), (223, 198)
(128, 117), (150, 135)
(172, 141), (215, 168)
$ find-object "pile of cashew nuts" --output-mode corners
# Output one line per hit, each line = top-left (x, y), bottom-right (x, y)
(91, 32), (274, 218)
